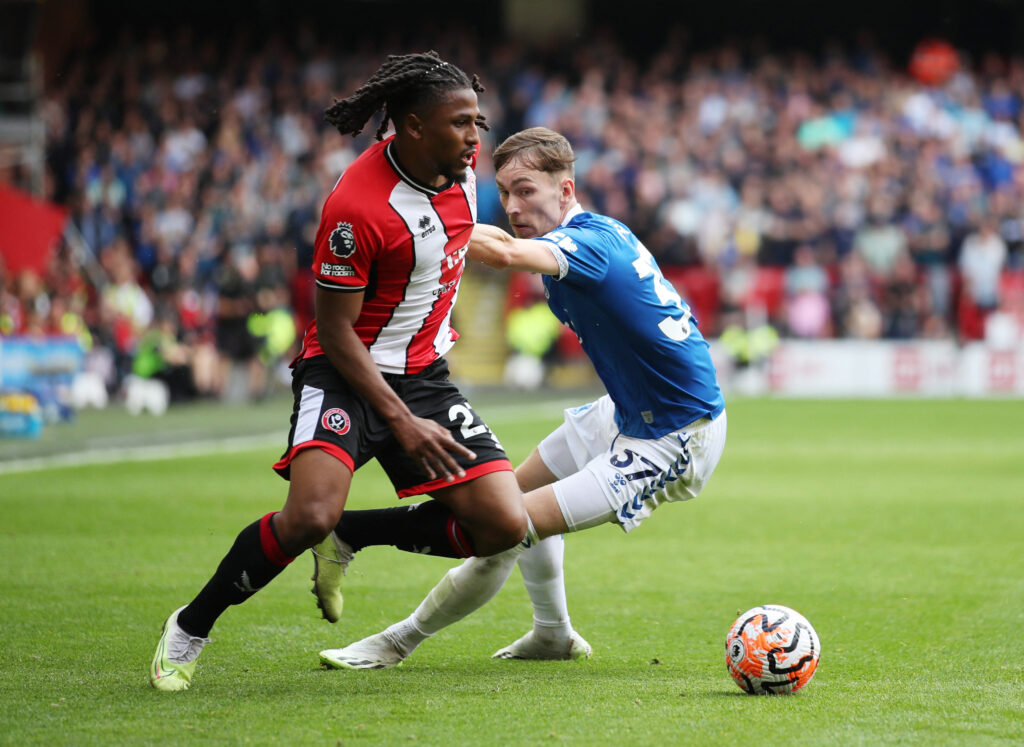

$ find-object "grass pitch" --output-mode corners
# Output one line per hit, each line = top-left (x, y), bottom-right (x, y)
(1, 396), (1022, 745)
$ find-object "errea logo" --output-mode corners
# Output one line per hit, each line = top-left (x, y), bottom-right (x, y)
(418, 215), (436, 239)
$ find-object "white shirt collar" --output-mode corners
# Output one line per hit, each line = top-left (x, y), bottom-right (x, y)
(559, 202), (584, 227)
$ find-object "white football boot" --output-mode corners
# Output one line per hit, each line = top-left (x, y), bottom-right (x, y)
(492, 629), (592, 660)
(320, 631), (406, 670)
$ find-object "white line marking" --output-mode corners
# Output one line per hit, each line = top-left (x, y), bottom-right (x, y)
(0, 433), (282, 475)
(0, 395), (593, 475)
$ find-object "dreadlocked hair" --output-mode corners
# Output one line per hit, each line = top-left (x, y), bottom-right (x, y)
(325, 51), (488, 140)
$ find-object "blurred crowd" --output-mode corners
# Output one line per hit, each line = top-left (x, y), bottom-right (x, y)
(2, 23), (1024, 402)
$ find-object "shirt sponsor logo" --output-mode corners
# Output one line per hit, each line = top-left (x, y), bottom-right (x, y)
(433, 279), (458, 297)
(546, 231), (578, 253)
(320, 262), (355, 277)
(322, 408), (351, 435)
(329, 221), (357, 258)
(444, 244), (468, 270)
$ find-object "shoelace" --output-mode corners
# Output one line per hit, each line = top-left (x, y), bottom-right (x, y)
(168, 627), (210, 663)
(311, 547), (352, 572)
(311, 538), (354, 568)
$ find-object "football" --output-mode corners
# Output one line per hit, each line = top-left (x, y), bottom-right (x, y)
(725, 604), (820, 694)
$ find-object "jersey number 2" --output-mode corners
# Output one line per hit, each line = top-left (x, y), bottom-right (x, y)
(448, 404), (503, 449)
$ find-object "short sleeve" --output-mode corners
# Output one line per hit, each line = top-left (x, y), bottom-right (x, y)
(312, 201), (382, 292)
(536, 227), (610, 285)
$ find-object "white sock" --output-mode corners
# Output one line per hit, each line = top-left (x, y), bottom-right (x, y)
(385, 545), (524, 655)
(518, 534), (572, 644)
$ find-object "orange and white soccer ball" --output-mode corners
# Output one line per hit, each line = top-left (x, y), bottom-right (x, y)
(725, 604), (820, 694)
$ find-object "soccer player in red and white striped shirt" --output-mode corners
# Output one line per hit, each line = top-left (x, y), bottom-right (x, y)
(150, 52), (527, 691)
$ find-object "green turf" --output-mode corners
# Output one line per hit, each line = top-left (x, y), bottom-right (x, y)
(2, 397), (1022, 745)
(0, 394), (291, 462)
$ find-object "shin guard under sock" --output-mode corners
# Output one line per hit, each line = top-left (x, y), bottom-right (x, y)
(335, 501), (475, 558)
(178, 512), (294, 637)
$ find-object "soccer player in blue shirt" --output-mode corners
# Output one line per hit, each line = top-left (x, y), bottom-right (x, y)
(317, 127), (727, 668)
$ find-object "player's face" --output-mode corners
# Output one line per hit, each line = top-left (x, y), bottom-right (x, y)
(416, 88), (481, 185)
(496, 159), (568, 239)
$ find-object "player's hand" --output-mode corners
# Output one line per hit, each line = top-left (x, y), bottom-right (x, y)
(392, 414), (477, 482)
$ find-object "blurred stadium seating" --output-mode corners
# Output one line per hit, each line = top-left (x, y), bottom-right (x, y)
(2, 0), (1024, 403)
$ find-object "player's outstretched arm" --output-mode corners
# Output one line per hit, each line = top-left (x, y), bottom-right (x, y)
(468, 224), (560, 275)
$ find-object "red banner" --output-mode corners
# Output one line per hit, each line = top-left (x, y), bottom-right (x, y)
(0, 183), (68, 274)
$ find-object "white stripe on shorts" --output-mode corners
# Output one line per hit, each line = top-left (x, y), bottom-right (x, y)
(294, 385), (325, 445)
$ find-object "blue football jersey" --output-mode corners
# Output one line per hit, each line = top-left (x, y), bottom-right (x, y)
(536, 206), (725, 438)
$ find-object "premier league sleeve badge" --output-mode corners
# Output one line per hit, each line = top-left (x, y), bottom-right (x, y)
(329, 222), (357, 258)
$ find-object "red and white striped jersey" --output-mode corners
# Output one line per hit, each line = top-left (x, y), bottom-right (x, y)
(300, 136), (478, 374)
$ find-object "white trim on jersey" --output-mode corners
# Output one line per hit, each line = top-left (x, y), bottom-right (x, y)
(539, 203), (584, 280)
(315, 278), (365, 292)
(385, 142), (447, 196)
(543, 243), (570, 280)
(433, 281), (461, 355)
(559, 203), (585, 226)
(367, 180), (461, 372)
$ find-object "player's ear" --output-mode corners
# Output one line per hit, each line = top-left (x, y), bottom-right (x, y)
(400, 112), (424, 140)
(559, 175), (575, 205)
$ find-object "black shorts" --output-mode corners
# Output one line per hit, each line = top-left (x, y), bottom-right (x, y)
(273, 355), (512, 497)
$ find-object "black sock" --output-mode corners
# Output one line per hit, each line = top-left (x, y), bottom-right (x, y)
(335, 501), (475, 558)
(178, 513), (294, 637)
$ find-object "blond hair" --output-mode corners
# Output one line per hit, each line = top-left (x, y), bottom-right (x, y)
(493, 127), (576, 177)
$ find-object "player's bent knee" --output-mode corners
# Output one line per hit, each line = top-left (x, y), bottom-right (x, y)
(434, 470), (527, 554)
(276, 493), (343, 552)
(472, 508), (528, 555)
(300, 510), (340, 546)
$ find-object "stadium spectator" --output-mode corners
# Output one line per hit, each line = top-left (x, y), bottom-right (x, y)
(131, 309), (197, 403)
(833, 252), (885, 339)
(98, 238), (154, 385)
(960, 216), (1010, 310)
(213, 246), (261, 401)
(903, 193), (953, 316)
(958, 216), (1009, 339)
(785, 244), (832, 338)
(881, 251), (924, 339)
(852, 197), (909, 281)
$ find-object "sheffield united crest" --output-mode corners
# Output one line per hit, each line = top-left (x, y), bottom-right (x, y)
(321, 408), (351, 435)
